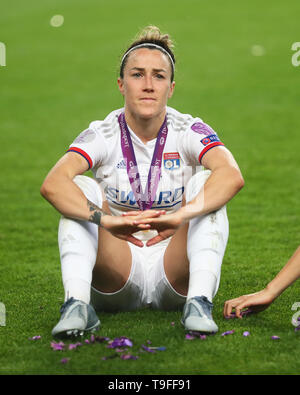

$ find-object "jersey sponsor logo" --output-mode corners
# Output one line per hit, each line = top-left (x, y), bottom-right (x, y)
(191, 122), (216, 136)
(163, 152), (181, 170)
(116, 159), (126, 169)
(106, 186), (184, 207)
(201, 134), (220, 146)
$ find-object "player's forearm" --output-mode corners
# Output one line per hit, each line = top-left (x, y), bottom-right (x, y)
(179, 166), (244, 221)
(265, 246), (300, 299)
(40, 175), (109, 226)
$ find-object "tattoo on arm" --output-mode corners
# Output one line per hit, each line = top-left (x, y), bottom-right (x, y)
(87, 199), (108, 227)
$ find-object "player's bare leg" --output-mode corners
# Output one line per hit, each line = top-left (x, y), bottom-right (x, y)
(91, 201), (133, 293)
(163, 222), (189, 296)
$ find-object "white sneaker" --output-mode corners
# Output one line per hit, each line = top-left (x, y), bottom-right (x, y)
(52, 297), (100, 338)
(181, 296), (218, 333)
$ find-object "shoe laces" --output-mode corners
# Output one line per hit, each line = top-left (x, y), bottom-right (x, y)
(187, 296), (213, 318)
(60, 297), (76, 314)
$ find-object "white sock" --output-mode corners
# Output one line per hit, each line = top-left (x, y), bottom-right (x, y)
(64, 278), (92, 305)
(187, 269), (218, 302)
(58, 175), (101, 305)
(186, 172), (229, 302)
(187, 217), (228, 302)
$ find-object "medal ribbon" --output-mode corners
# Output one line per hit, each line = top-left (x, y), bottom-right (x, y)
(118, 112), (168, 211)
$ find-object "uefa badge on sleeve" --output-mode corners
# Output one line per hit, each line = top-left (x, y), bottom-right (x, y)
(163, 152), (181, 170)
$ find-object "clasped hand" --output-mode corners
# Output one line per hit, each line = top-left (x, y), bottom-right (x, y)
(102, 209), (183, 247)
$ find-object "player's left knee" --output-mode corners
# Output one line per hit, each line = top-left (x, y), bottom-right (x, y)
(185, 170), (211, 203)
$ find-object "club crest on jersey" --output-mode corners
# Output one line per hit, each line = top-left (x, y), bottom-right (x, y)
(163, 152), (181, 170)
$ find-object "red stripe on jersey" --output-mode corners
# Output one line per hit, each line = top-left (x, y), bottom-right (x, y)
(198, 142), (224, 164)
(67, 147), (93, 169)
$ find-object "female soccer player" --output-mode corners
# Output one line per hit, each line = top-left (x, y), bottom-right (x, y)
(41, 26), (244, 338)
(224, 246), (300, 318)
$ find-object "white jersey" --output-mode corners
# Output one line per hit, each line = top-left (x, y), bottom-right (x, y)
(67, 106), (225, 218)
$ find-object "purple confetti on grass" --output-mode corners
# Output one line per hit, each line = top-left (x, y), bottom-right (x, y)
(108, 337), (133, 349)
(51, 341), (65, 351)
(60, 358), (70, 364)
(68, 342), (82, 350)
(68, 344), (77, 350)
(225, 309), (253, 319)
(141, 344), (166, 352)
(295, 326), (300, 332)
(48, 333), (166, 363)
(185, 333), (195, 340)
(221, 330), (235, 336)
(141, 344), (156, 353)
(192, 331), (206, 339)
(271, 335), (280, 340)
(29, 335), (41, 341)
(243, 331), (250, 337)
(185, 332), (207, 340)
(120, 354), (139, 360)
(115, 348), (126, 353)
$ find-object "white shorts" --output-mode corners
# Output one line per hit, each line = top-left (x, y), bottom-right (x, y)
(90, 239), (186, 312)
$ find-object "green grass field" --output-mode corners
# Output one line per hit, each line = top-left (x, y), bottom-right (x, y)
(1, 0), (300, 376)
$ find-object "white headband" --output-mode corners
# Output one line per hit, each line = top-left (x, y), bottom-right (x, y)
(121, 43), (175, 73)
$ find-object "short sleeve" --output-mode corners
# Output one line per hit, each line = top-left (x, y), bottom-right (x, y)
(178, 119), (225, 165)
(67, 121), (108, 169)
